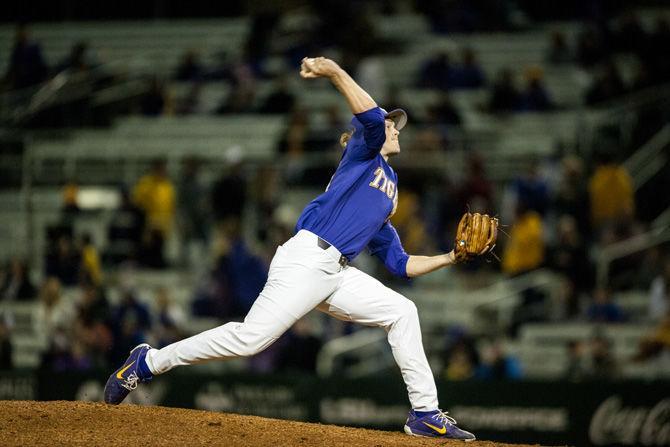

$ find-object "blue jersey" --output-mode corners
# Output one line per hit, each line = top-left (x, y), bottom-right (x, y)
(295, 107), (410, 278)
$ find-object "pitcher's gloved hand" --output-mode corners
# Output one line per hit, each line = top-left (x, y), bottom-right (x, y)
(454, 212), (499, 263)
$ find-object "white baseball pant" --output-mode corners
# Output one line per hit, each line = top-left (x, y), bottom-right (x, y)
(145, 229), (439, 411)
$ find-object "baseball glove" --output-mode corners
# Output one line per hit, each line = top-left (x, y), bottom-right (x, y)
(454, 212), (499, 263)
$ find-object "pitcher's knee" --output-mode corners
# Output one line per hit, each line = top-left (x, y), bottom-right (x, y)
(396, 298), (419, 322)
(240, 335), (276, 356)
(227, 323), (277, 357)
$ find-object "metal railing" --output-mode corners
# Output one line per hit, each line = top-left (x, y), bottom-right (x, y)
(0, 61), (150, 127)
(316, 329), (388, 378)
(596, 225), (670, 287)
(624, 124), (670, 190)
(576, 82), (670, 154)
(592, 124), (670, 287)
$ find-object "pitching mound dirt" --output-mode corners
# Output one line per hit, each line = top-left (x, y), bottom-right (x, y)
(0, 400), (541, 446)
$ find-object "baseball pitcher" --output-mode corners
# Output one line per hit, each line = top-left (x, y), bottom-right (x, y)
(104, 57), (497, 440)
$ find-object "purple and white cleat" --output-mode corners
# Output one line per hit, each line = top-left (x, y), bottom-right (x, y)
(404, 409), (475, 441)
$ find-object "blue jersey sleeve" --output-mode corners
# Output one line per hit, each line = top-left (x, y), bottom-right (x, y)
(368, 222), (410, 278)
(346, 107), (386, 161)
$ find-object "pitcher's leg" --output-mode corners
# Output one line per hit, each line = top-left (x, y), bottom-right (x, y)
(147, 242), (342, 374)
(318, 267), (438, 411)
(146, 303), (286, 374)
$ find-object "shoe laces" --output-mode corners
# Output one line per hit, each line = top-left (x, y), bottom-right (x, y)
(120, 372), (139, 391)
(434, 410), (458, 426)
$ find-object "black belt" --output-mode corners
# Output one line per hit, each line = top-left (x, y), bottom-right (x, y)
(317, 237), (349, 267)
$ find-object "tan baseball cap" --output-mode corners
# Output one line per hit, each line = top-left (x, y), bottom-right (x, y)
(382, 108), (408, 130)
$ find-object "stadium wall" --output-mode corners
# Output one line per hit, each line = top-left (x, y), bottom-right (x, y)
(0, 371), (668, 446)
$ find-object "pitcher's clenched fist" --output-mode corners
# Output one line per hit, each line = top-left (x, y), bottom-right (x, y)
(300, 56), (342, 79)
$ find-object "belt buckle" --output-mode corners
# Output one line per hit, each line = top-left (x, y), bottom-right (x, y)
(338, 255), (348, 267)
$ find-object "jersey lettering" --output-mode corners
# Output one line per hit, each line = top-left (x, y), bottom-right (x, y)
(369, 166), (396, 200)
(369, 167), (385, 189)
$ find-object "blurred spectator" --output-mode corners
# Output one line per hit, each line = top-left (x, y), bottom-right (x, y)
(45, 235), (81, 286)
(132, 159), (176, 268)
(278, 107), (309, 155)
(0, 316), (13, 370)
(649, 258), (670, 321)
(277, 318), (323, 372)
(576, 25), (608, 68)
(112, 289), (151, 333)
(213, 231), (268, 317)
(244, 12), (280, 73)
(258, 74), (295, 114)
(518, 66), (554, 112)
(548, 215), (594, 316)
(588, 151), (634, 230)
(4, 24), (48, 89)
(475, 339), (523, 380)
(61, 180), (80, 224)
(42, 333), (94, 372)
(586, 287), (625, 323)
(253, 166), (283, 244)
(141, 76), (168, 116)
(553, 155), (590, 236)
(488, 68), (520, 113)
(418, 0), (514, 33)
(391, 189), (433, 255)
(546, 30), (573, 64)
(80, 234), (102, 286)
(41, 283), (109, 371)
(457, 153), (493, 213)
(442, 328), (480, 381)
(35, 277), (73, 344)
(511, 160), (550, 216)
(109, 289), (151, 363)
(56, 41), (91, 74)
(178, 157), (210, 268)
(444, 344), (476, 380)
(451, 47), (486, 89)
(216, 62), (256, 114)
(564, 339), (588, 381)
(107, 188), (145, 264)
(1, 258), (36, 301)
(175, 82), (203, 115)
(417, 51), (454, 91)
(427, 92), (462, 126)
(40, 327), (74, 372)
(67, 340), (94, 371)
(191, 268), (232, 319)
(174, 50), (204, 81)
(502, 202), (545, 276)
(76, 284), (110, 327)
(633, 310), (670, 362)
(588, 333), (619, 379)
(504, 203), (547, 336)
(152, 287), (185, 348)
(585, 60), (626, 105)
(614, 12), (647, 55)
(211, 147), (247, 225)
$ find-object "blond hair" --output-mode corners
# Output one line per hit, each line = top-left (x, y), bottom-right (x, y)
(339, 130), (354, 148)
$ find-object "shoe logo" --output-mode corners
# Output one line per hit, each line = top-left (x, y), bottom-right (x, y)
(116, 361), (135, 379)
(422, 421), (447, 435)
